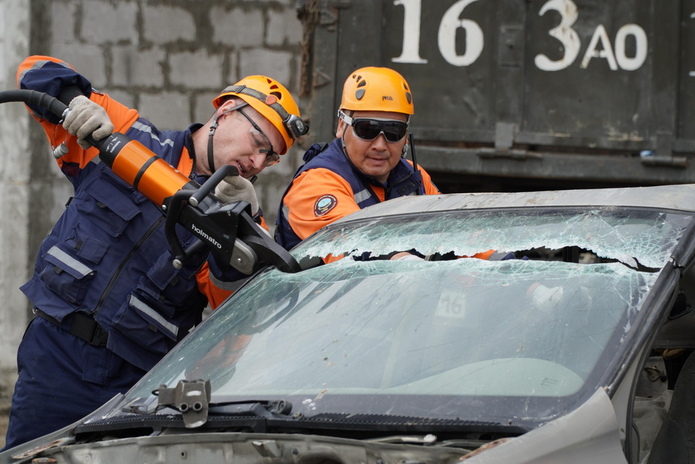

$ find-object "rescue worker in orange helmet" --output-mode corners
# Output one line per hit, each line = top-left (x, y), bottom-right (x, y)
(4, 55), (306, 449)
(275, 66), (439, 255)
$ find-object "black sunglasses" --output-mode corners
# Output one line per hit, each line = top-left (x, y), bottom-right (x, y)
(339, 111), (408, 143)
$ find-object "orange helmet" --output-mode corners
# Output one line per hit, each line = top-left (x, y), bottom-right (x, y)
(213, 75), (307, 154)
(340, 67), (414, 115)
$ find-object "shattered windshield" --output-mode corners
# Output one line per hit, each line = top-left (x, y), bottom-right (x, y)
(115, 207), (691, 428)
(293, 208), (684, 269)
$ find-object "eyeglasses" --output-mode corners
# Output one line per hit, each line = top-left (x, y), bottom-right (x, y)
(338, 111), (409, 143)
(236, 108), (281, 166)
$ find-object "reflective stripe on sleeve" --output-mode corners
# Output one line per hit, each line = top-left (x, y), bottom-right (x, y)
(131, 121), (175, 148)
(353, 188), (371, 204)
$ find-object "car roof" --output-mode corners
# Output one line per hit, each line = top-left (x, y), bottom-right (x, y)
(333, 183), (695, 224)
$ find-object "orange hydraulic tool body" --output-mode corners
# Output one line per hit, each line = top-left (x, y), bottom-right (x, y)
(1, 89), (299, 275)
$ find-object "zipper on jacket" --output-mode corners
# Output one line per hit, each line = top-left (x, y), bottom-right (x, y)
(92, 215), (166, 317)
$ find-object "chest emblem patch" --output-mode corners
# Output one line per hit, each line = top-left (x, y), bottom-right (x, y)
(314, 194), (338, 216)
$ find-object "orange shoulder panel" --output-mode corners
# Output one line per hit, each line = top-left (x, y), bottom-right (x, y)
(16, 56), (74, 86)
(283, 168), (361, 241)
(18, 56), (140, 169)
(52, 91), (139, 168)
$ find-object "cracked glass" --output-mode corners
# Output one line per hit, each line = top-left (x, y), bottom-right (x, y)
(117, 207), (692, 427)
(292, 208), (686, 269)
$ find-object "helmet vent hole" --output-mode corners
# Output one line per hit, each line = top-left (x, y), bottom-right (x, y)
(270, 91), (282, 99)
(340, 67), (414, 115)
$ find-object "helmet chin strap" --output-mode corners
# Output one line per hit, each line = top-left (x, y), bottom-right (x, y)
(207, 102), (249, 174)
(339, 124), (351, 159)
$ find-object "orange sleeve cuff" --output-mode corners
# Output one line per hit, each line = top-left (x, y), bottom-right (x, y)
(196, 263), (233, 310)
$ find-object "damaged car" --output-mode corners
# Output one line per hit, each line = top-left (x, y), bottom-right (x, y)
(3, 183), (695, 464)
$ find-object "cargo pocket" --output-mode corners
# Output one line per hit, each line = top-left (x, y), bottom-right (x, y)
(112, 294), (179, 356)
(39, 245), (95, 305)
(74, 175), (141, 238)
(65, 225), (109, 264)
(138, 252), (203, 319)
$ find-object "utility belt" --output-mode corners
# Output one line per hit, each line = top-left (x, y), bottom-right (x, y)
(33, 308), (108, 347)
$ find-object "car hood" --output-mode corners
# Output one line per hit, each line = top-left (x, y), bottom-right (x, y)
(2, 389), (626, 464)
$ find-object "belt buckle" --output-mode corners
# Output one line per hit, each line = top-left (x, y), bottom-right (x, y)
(91, 323), (108, 347)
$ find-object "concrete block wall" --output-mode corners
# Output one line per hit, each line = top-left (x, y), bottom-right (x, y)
(0, 0), (311, 447)
(0, 0), (31, 445)
(44, 0), (308, 229)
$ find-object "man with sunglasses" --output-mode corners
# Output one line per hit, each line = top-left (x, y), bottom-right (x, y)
(275, 66), (439, 251)
(4, 55), (307, 449)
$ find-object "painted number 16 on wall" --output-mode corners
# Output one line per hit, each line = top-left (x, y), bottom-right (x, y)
(392, 0), (648, 72)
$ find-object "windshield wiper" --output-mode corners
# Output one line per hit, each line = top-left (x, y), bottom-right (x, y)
(82, 404), (524, 442)
(207, 399), (293, 418)
(76, 399), (294, 438)
(268, 412), (529, 438)
(151, 379), (293, 428)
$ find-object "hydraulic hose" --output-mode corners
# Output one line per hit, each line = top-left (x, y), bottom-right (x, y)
(0, 89), (194, 207)
(0, 89), (300, 273)
(0, 89), (69, 120)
